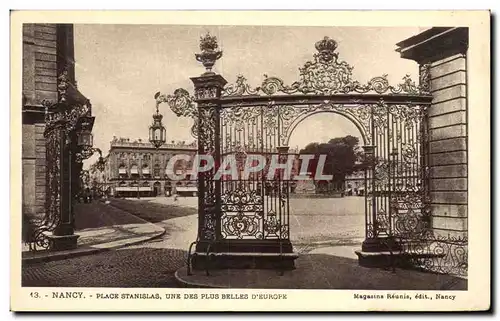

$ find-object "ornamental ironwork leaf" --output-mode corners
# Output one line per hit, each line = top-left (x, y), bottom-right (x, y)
(157, 88), (197, 119)
(156, 88), (198, 139)
(45, 103), (92, 138)
(223, 75), (259, 96)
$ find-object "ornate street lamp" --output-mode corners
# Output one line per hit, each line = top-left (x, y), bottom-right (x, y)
(75, 115), (103, 164)
(77, 115), (94, 148)
(149, 93), (167, 149)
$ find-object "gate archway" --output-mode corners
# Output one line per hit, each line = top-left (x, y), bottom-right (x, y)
(158, 34), (467, 276)
(284, 107), (369, 147)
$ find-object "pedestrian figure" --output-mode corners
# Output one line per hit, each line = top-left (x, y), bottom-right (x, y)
(174, 194), (179, 203)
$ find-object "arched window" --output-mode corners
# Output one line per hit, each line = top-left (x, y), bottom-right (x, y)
(130, 164), (139, 175)
(173, 159), (187, 176)
(118, 164), (127, 177)
(142, 164), (150, 176)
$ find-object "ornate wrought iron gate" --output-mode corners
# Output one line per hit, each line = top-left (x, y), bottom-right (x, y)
(160, 35), (467, 276)
(26, 68), (96, 252)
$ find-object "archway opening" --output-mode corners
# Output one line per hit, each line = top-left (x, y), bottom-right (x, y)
(287, 111), (366, 256)
(153, 181), (161, 197)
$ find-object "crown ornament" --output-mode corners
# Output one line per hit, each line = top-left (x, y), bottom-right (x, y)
(152, 112), (163, 122)
(195, 33), (223, 75)
(314, 36), (338, 63)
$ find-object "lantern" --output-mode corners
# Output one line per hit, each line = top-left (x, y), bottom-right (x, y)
(77, 116), (95, 148)
(149, 108), (166, 149)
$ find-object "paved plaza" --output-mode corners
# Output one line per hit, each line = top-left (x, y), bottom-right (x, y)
(22, 196), (366, 287)
(111, 195), (366, 251)
(22, 196), (465, 289)
(144, 195), (366, 249)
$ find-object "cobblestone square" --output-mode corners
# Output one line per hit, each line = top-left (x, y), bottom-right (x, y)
(23, 196), (367, 287)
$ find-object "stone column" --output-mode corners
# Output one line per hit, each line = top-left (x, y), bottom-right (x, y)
(396, 27), (468, 238)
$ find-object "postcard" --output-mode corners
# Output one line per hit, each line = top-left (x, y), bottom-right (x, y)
(10, 10), (490, 312)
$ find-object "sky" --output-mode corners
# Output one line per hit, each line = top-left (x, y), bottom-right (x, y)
(73, 25), (422, 165)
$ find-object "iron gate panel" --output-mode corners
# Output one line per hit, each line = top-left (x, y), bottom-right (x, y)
(219, 104), (290, 241)
(217, 99), (427, 241)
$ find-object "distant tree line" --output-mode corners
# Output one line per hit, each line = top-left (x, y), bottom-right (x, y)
(299, 135), (366, 191)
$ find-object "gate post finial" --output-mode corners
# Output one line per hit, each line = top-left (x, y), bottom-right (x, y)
(195, 33), (223, 76)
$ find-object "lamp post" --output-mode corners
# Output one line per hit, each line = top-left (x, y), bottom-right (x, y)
(146, 97), (167, 198)
(75, 116), (105, 204)
(149, 95), (167, 149)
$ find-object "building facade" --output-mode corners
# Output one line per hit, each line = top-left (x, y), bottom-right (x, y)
(97, 137), (198, 197)
(93, 136), (369, 198)
(345, 171), (365, 196)
(92, 140), (307, 198)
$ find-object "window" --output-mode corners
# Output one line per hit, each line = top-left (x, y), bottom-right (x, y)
(153, 165), (160, 177)
(118, 164), (127, 176)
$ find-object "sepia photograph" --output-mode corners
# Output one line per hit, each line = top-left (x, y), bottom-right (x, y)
(11, 10), (490, 312)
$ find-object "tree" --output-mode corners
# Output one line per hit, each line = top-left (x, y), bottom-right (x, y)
(299, 135), (362, 190)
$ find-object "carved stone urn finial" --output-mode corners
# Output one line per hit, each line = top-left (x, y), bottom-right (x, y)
(195, 33), (223, 75)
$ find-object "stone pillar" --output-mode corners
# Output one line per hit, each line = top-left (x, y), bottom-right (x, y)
(396, 27), (468, 238)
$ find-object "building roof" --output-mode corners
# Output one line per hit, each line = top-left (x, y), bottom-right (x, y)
(110, 137), (197, 151)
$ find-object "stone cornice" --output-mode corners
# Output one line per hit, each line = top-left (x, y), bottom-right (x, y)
(396, 27), (469, 64)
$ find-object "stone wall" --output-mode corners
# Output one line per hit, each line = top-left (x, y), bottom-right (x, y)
(22, 24), (58, 219)
(22, 24), (58, 106)
(427, 53), (468, 237)
(22, 124), (36, 216)
(396, 27), (469, 239)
